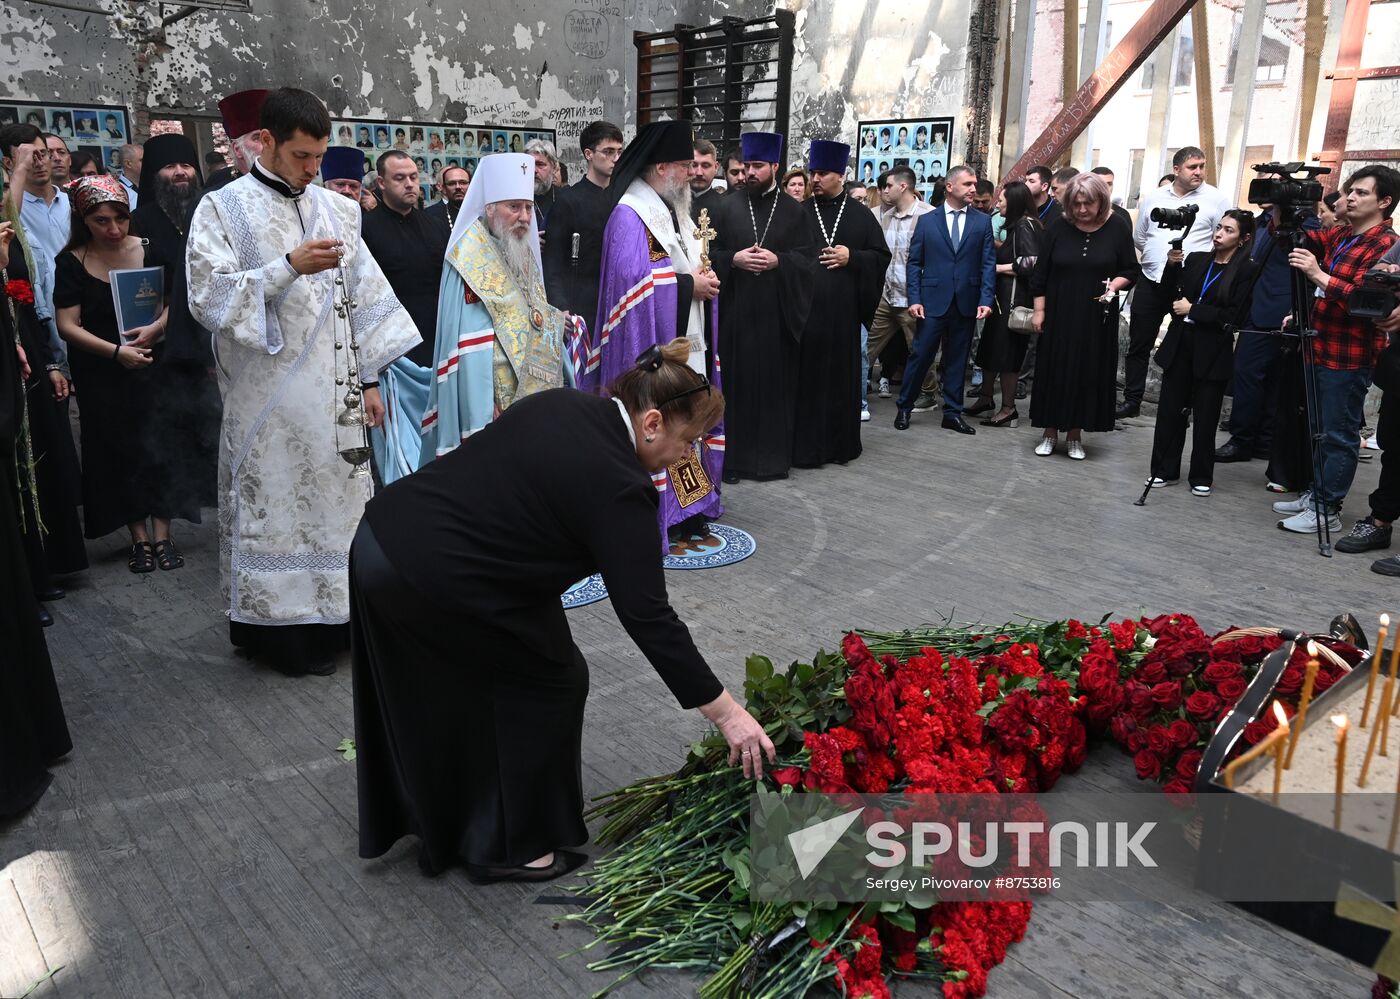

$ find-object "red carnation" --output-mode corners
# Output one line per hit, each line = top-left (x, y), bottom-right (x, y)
(4, 279), (34, 305)
(1109, 619), (1139, 651)
(770, 766), (803, 788)
(1066, 619), (1088, 640)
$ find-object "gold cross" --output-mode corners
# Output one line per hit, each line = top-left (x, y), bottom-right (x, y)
(1335, 863), (1400, 978)
(695, 208), (717, 272)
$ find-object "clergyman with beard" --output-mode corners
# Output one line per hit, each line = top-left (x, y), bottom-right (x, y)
(418, 152), (583, 464)
(589, 119), (726, 541)
(130, 132), (221, 511)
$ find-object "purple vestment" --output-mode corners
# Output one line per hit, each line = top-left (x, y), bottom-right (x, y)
(589, 203), (725, 541)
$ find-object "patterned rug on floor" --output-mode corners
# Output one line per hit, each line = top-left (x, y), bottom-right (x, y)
(663, 523), (757, 570)
(561, 574), (608, 609)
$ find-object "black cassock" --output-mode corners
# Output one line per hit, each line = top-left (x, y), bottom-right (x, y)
(541, 176), (614, 323)
(794, 195), (889, 468)
(132, 198), (222, 511)
(352, 389), (722, 873)
(711, 186), (816, 480)
(0, 282), (72, 818)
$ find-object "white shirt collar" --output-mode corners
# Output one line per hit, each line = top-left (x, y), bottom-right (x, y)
(613, 397), (637, 448)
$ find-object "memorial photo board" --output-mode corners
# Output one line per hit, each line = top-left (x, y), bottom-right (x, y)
(856, 116), (955, 202)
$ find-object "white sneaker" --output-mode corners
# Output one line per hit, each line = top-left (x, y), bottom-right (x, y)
(878, 378), (891, 399)
(1273, 490), (1313, 515)
(1067, 441), (1086, 461)
(1278, 506), (1342, 534)
(1034, 438), (1055, 456)
(860, 408), (871, 423)
(1191, 485), (1212, 497)
(1148, 477), (1177, 488)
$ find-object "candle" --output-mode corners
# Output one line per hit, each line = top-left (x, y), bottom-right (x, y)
(1284, 645), (1320, 769)
(1332, 714), (1348, 831)
(1362, 615), (1390, 728)
(1272, 701), (1288, 804)
(1360, 683), (1393, 787)
(1222, 701), (1289, 794)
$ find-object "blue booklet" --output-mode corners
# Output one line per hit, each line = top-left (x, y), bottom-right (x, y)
(109, 266), (164, 338)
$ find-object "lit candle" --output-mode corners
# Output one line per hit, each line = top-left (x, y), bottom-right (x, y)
(1284, 645), (1320, 769)
(1222, 701), (1289, 795)
(1332, 714), (1348, 831)
(1362, 615), (1390, 728)
(1272, 701), (1288, 804)
(1360, 683), (1393, 787)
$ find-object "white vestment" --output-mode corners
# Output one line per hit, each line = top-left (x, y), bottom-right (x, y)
(187, 171), (421, 628)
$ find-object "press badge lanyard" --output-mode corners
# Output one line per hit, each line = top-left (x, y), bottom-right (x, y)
(1185, 261), (1224, 325)
(1317, 234), (1362, 299)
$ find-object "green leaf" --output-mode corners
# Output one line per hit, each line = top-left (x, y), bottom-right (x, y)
(976, 702), (998, 718)
(745, 655), (775, 683)
(731, 910), (753, 934)
(336, 738), (357, 762)
(882, 907), (917, 932)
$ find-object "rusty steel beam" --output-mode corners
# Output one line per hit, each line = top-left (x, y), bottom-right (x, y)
(1318, 0), (1372, 194)
(1000, 0), (1200, 187)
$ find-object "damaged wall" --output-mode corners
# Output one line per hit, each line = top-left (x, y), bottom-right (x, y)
(2, 0), (977, 174)
(1, 0), (766, 171)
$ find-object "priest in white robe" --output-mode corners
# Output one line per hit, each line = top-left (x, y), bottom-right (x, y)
(419, 152), (585, 462)
(187, 87), (420, 676)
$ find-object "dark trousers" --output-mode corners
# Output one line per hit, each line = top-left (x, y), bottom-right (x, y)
(1150, 365), (1227, 487)
(1372, 388), (1400, 523)
(1226, 331), (1284, 454)
(897, 301), (974, 416)
(1123, 277), (1173, 406)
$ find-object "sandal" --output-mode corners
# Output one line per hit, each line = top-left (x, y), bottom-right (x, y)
(153, 539), (184, 571)
(128, 541), (156, 574)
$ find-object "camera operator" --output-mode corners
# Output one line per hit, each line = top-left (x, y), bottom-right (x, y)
(1279, 165), (1400, 535)
(1334, 241), (1400, 571)
(1217, 183), (1319, 468)
(1120, 147), (1232, 418)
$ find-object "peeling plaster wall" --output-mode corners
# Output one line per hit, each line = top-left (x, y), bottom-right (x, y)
(1, 0), (767, 171)
(779, 0), (974, 169)
(2, 0), (975, 175)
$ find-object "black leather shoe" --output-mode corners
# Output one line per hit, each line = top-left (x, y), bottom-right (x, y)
(38, 605), (54, 628)
(894, 409), (911, 430)
(722, 473), (740, 485)
(466, 848), (589, 885)
(942, 416), (976, 435)
(965, 398), (995, 417)
(1115, 401), (1140, 419)
(35, 585), (65, 602)
(1213, 442), (1250, 463)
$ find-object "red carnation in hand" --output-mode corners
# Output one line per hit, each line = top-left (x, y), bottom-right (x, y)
(4, 279), (34, 305)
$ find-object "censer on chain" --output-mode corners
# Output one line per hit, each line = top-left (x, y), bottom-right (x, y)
(332, 246), (374, 477)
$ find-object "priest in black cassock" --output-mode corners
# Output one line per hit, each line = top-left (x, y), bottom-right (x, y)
(710, 131), (816, 481)
(793, 139), (889, 469)
(130, 133), (220, 511)
(541, 119), (624, 322)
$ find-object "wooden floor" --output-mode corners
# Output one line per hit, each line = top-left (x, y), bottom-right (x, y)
(3, 399), (1385, 998)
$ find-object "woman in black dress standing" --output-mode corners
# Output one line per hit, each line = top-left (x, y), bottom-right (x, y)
(1029, 172), (1140, 460)
(967, 181), (1042, 427)
(54, 175), (197, 573)
(1148, 210), (1258, 495)
(0, 220), (72, 818)
(352, 339), (775, 882)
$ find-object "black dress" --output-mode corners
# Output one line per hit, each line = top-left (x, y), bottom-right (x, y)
(353, 389), (723, 873)
(1029, 215), (1140, 432)
(0, 284), (73, 818)
(54, 246), (201, 538)
(975, 217), (1041, 373)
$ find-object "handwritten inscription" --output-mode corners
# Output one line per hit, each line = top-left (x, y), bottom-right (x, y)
(564, 10), (609, 59)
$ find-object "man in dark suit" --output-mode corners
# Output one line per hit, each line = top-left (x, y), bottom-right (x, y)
(894, 165), (996, 433)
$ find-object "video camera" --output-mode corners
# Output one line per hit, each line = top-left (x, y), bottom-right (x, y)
(1347, 267), (1400, 320)
(1149, 203), (1199, 250)
(1248, 161), (1330, 230)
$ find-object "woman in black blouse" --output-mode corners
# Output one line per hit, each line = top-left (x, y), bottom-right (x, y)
(1148, 210), (1258, 495)
(352, 339), (774, 883)
(1029, 173), (1140, 460)
(55, 176), (196, 573)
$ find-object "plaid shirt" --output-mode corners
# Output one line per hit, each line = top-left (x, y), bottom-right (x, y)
(1306, 219), (1397, 370)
